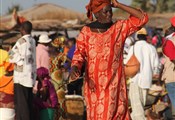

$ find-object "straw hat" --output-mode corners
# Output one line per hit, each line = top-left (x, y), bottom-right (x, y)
(51, 36), (66, 48)
(136, 28), (147, 35)
(38, 34), (52, 43)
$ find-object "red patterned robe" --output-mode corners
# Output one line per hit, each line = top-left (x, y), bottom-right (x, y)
(72, 12), (148, 120)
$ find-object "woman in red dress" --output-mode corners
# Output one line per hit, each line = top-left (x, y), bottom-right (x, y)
(70, 0), (148, 120)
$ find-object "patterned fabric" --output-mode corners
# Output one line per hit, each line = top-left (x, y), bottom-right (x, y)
(0, 92), (14, 109)
(0, 91), (15, 120)
(50, 53), (66, 91)
(49, 53), (67, 120)
(9, 34), (36, 87)
(72, 12), (148, 120)
(50, 53), (66, 74)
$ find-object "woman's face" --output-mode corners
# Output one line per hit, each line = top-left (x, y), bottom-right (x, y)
(68, 41), (74, 48)
(95, 5), (113, 23)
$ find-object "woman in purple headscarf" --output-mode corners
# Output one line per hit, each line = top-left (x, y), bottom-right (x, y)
(33, 67), (58, 120)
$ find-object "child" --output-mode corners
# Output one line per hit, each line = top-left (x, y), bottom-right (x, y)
(33, 67), (58, 120)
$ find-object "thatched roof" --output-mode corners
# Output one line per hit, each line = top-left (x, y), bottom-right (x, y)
(146, 12), (175, 28)
(113, 10), (175, 28)
(0, 3), (86, 31)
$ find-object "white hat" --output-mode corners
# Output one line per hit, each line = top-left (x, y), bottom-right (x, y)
(38, 34), (52, 43)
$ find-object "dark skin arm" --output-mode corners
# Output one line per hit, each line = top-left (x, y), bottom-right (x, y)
(92, 0), (145, 33)
(65, 58), (72, 70)
(112, 0), (144, 19)
(70, 66), (81, 82)
(66, 57), (72, 63)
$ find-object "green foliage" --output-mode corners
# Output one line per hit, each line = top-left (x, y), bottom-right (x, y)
(168, 0), (175, 12)
(7, 4), (22, 14)
(131, 0), (175, 13)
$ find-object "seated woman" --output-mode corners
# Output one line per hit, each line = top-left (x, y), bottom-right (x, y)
(0, 62), (15, 120)
(33, 67), (58, 120)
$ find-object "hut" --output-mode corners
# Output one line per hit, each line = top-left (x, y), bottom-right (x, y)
(0, 3), (86, 46)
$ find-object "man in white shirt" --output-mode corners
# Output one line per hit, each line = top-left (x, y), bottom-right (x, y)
(9, 21), (36, 120)
(125, 28), (159, 120)
(123, 36), (135, 63)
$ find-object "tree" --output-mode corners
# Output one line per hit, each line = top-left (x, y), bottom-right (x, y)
(7, 4), (22, 14)
(155, 0), (168, 13)
(169, 0), (175, 12)
(131, 0), (174, 13)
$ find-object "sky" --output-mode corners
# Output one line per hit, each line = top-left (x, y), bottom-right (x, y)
(0, 0), (132, 16)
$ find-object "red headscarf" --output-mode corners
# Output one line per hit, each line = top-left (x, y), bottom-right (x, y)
(13, 9), (27, 25)
(18, 16), (27, 24)
(86, 0), (111, 21)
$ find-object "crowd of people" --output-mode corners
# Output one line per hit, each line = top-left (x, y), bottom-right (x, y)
(0, 20), (82, 120)
(124, 17), (175, 119)
(0, 0), (175, 120)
